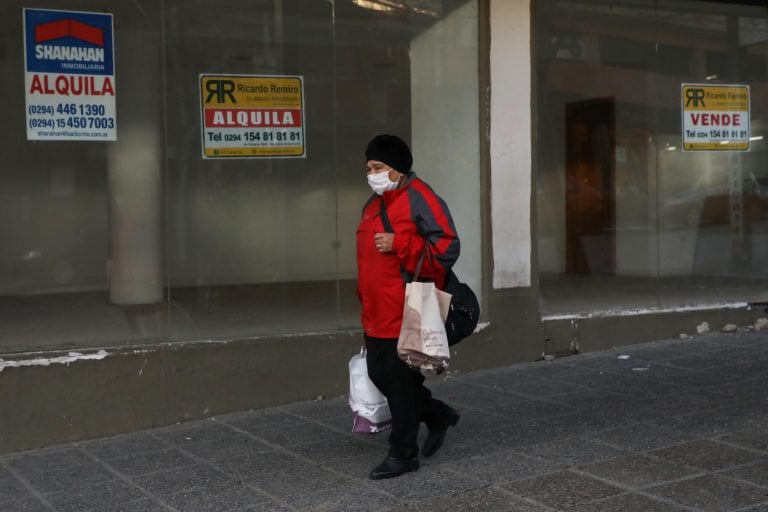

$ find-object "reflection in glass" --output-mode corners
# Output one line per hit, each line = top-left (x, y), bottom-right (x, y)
(536, 0), (768, 315)
(0, 0), (481, 352)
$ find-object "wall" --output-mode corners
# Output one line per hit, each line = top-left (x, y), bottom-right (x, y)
(411, 1), (482, 295)
(490, 0), (532, 288)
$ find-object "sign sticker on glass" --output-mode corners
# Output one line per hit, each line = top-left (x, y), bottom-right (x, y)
(23, 8), (117, 141)
(682, 84), (750, 151)
(199, 74), (305, 159)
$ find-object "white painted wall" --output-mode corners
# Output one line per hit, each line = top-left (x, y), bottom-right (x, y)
(411, 1), (482, 297)
(490, 0), (532, 288)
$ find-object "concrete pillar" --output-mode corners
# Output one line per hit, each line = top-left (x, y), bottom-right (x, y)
(107, 29), (163, 305)
(490, 0), (532, 288)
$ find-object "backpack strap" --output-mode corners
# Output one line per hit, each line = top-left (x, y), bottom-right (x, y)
(379, 197), (428, 283)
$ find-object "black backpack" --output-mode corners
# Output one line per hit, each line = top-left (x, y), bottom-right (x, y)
(442, 269), (480, 346)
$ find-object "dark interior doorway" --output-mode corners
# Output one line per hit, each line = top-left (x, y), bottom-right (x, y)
(565, 98), (616, 274)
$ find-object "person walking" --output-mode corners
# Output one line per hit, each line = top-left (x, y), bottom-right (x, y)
(356, 134), (461, 480)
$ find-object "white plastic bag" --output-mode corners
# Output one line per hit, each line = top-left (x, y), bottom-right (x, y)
(348, 349), (392, 434)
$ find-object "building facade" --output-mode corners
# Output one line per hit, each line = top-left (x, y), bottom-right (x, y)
(0, 0), (766, 453)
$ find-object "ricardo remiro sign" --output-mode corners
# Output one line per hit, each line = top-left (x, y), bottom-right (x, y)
(682, 84), (750, 151)
(200, 74), (305, 159)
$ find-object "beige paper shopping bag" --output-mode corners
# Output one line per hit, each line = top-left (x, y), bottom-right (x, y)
(397, 281), (452, 371)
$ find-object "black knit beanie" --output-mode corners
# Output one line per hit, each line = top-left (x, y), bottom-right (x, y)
(365, 134), (413, 174)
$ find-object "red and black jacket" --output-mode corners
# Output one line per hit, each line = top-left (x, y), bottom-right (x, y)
(356, 174), (460, 339)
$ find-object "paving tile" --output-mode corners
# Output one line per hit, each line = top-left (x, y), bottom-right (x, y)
(0, 470), (33, 498)
(709, 361), (768, 382)
(623, 389), (731, 422)
(646, 474), (768, 512)
(631, 365), (742, 388)
(160, 482), (272, 512)
(652, 440), (767, 471)
(208, 449), (316, 478)
(443, 387), (531, 410)
(321, 454), (380, 478)
(243, 466), (357, 509)
(554, 368), (649, 389)
(502, 470), (624, 509)
(441, 447), (562, 483)
(565, 492), (690, 512)
(100, 499), (170, 512)
(469, 410), (629, 454)
(651, 405), (762, 437)
(384, 486), (549, 511)
(220, 409), (305, 434)
(722, 460), (768, 488)
(564, 354), (652, 372)
(168, 430), (271, 461)
(238, 504), (293, 512)
(0, 464), (16, 480)
(21, 462), (114, 494)
(441, 408), (511, 433)
(719, 428), (768, 453)
(79, 434), (168, 460)
(625, 345), (703, 362)
(515, 437), (627, 467)
(425, 376), (482, 395)
(302, 487), (400, 512)
(472, 416), (576, 451)
(541, 389), (638, 415)
(5, 448), (92, 476)
(365, 466), (483, 502)
(45, 479), (148, 512)
(284, 436), (379, 462)
(315, 412), (356, 433)
(660, 353), (744, 370)
(101, 448), (198, 477)
(583, 422), (697, 452)
(0, 482), (47, 511)
(497, 377), (591, 398)
(606, 377), (695, 399)
(0, 497), (52, 512)
(545, 409), (632, 434)
(578, 453), (703, 488)
(236, 421), (342, 448)
(153, 420), (240, 445)
(421, 439), (492, 463)
(740, 505), (768, 512)
(493, 397), (577, 421)
(517, 361), (598, 380)
(528, 357), (595, 381)
(716, 378), (768, 405)
(131, 464), (231, 498)
(278, 397), (351, 420)
(460, 368), (541, 388)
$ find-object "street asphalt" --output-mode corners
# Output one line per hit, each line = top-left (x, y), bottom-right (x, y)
(2, 330), (768, 512)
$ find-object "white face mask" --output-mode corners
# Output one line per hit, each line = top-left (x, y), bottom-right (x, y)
(367, 172), (399, 196)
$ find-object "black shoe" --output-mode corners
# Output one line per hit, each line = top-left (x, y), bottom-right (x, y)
(369, 455), (420, 480)
(423, 409), (460, 458)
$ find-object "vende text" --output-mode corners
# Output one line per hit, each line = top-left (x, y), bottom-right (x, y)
(688, 113), (741, 127)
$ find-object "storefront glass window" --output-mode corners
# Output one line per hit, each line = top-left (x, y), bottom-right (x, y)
(0, 0), (481, 352)
(536, 0), (768, 315)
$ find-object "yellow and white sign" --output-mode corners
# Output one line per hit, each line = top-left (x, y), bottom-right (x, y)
(682, 84), (750, 151)
(200, 74), (305, 159)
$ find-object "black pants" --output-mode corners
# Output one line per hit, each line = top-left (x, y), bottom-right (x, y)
(364, 335), (452, 459)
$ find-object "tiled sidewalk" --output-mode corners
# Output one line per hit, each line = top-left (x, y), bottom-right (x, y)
(2, 330), (768, 511)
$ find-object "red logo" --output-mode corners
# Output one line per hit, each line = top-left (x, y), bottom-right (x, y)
(35, 19), (104, 47)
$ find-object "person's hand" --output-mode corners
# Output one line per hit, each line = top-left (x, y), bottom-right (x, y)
(374, 233), (395, 253)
